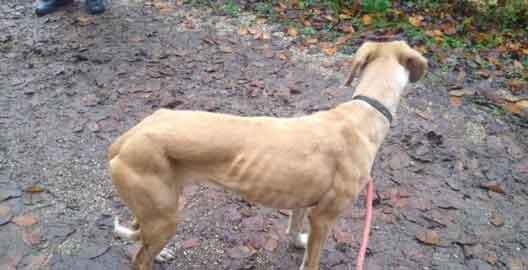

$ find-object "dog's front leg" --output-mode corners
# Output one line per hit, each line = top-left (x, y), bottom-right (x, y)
(300, 210), (338, 270)
(287, 208), (308, 248)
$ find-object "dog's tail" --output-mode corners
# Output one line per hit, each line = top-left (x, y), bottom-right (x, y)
(114, 217), (141, 241)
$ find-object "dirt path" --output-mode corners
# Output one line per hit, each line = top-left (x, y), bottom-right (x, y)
(1, 1), (527, 270)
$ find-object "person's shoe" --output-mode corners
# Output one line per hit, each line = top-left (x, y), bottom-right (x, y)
(85, 0), (105, 15)
(34, 0), (73, 16)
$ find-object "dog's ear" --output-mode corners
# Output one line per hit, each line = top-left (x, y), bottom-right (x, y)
(402, 50), (428, 83)
(344, 42), (376, 86)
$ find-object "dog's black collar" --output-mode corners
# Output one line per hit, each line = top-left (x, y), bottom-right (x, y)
(352, 95), (393, 123)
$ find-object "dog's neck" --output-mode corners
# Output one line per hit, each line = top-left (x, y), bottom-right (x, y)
(333, 57), (409, 148)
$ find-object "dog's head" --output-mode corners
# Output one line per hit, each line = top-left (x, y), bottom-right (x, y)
(344, 41), (428, 86)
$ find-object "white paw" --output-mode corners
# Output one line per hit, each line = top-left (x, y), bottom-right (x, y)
(155, 247), (176, 263)
(291, 233), (308, 249)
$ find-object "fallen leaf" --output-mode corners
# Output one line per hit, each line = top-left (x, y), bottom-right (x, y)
(513, 60), (524, 70)
(23, 229), (41, 246)
(278, 52), (289, 61)
(448, 89), (475, 97)
(12, 214), (39, 226)
(341, 23), (355, 33)
(182, 238), (200, 249)
(238, 27), (249, 36)
(26, 255), (47, 269)
(247, 27), (258, 35)
(449, 96), (463, 107)
(256, 18), (267, 25)
(129, 36), (144, 43)
(219, 46), (233, 53)
(0, 205), (12, 225)
(305, 38), (318, 45)
(323, 47), (337, 56)
(262, 32), (271, 40)
(263, 238), (278, 251)
(489, 211), (504, 227)
(278, 209), (290, 216)
(333, 228), (354, 245)
(361, 15), (372, 25)
(335, 34), (353, 47)
(510, 258), (524, 270)
(480, 181), (505, 194)
(408, 15), (424, 27)
(476, 70), (490, 78)
(77, 16), (95, 26)
(287, 27), (299, 37)
(425, 29), (443, 38)
(483, 252), (498, 265)
(227, 245), (253, 259)
(506, 79), (527, 93)
(25, 185), (45, 193)
(415, 229), (440, 245)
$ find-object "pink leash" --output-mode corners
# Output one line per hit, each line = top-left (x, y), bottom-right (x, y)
(356, 178), (374, 270)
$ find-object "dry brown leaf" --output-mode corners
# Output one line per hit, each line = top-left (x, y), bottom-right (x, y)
(448, 89), (475, 97)
(256, 18), (267, 25)
(278, 52), (289, 61)
(305, 38), (318, 45)
(263, 238), (278, 251)
(323, 47), (337, 56)
(335, 34), (353, 47)
(129, 36), (144, 43)
(449, 96), (463, 107)
(480, 181), (506, 194)
(12, 214), (39, 226)
(324, 15), (337, 22)
(262, 32), (271, 40)
(506, 79), (527, 93)
(77, 16), (95, 26)
(25, 186), (45, 193)
(513, 60), (524, 70)
(277, 2), (287, 12)
(333, 228), (354, 244)
(287, 27), (299, 37)
(505, 100), (528, 115)
(247, 27), (259, 35)
(510, 258), (524, 270)
(416, 229), (440, 245)
(219, 46), (233, 53)
(23, 229), (41, 246)
(238, 27), (249, 36)
(425, 29), (444, 38)
(490, 211), (504, 227)
(182, 238), (200, 249)
(361, 15), (372, 25)
(408, 15), (424, 27)
(341, 23), (355, 33)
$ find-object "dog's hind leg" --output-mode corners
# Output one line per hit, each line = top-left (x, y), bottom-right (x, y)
(110, 157), (182, 270)
(287, 208), (308, 248)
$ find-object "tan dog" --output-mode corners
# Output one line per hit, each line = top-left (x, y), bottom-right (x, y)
(109, 41), (427, 270)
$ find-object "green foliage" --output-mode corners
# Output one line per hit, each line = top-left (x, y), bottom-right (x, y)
(361, 0), (391, 13)
(255, 2), (273, 16)
(302, 26), (317, 36)
(221, 0), (240, 17)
